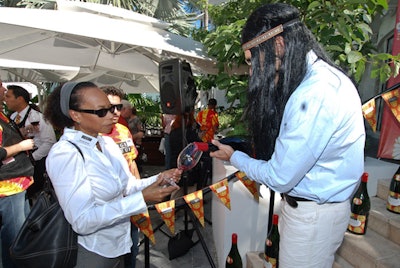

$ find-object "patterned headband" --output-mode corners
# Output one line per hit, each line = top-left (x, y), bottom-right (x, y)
(242, 18), (300, 51)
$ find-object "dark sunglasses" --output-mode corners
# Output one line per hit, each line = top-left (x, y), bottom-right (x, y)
(74, 104), (123, 118)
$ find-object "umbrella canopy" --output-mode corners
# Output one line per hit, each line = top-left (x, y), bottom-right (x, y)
(0, 59), (79, 85)
(0, 1), (217, 93)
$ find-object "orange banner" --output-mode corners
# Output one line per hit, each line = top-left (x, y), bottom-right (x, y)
(209, 178), (231, 210)
(183, 190), (204, 227)
(362, 99), (377, 132)
(382, 89), (400, 123)
(131, 211), (155, 244)
(155, 200), (176, 235)
(235, 171), (259, 201)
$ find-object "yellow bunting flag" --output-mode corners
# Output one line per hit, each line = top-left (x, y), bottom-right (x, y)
(362, 99), (377, 132)
(131, 211), (155, 244)
(155, 200), (176, 235)
(209, 178), (231, 210)
(382, 89), (400, 123)
(235, 171), (259, 201)
(183, 190), (204, 227)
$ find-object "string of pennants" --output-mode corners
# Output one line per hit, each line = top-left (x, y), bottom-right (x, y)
(130, 170), (259, 244)
(362, 86), (400, 132)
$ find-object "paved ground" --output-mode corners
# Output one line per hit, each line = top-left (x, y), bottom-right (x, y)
(135, 165), (218, 268)
(0, 164), (217, 268)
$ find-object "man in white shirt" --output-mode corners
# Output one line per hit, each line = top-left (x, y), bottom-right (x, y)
(4, 85), (57, 204)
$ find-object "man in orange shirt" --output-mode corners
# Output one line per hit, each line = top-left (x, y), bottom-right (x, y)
(196, 98), (219, 142)
(100, 86), (140, 267)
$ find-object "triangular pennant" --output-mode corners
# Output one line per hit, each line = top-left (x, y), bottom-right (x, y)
(131, 211), (155, 244)
(362, 98), (377, 132)
(235, 171), (259, 201)
(183, 190), (204, 227)
(382, 89), (400, 123)
(155, 200), (176, 235)
(209, 178), (231, 210)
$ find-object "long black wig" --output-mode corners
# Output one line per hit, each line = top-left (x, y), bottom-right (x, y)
(241, 3), (337, 161)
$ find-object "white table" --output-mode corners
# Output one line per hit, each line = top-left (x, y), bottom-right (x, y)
(211, 158), (281, 268)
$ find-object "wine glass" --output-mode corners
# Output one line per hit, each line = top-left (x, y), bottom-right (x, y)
(162, 142), (206, 187)
(29, 112), (40, 128)
(27, 112), (40, 150)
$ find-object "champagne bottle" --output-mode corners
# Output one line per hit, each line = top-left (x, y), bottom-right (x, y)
(387, 166), (400, 214)
(347, 172), (371, 235)
(264, 214), (279, 268)
(225, 233), (243, 268)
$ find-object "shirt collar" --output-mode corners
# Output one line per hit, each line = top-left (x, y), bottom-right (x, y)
(63, 128), (100, 149)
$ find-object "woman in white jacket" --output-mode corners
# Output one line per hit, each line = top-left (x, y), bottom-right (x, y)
(44, 81), (181, 267)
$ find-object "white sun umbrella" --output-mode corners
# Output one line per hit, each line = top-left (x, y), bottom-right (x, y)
(0, 1), (217, 94)
(0, 59), (79, 84)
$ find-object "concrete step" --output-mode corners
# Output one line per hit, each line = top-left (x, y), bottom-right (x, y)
(245, 251), (353, 268)
(337, 228), (400, 268)
(376, 178), (391, 200)
(368, 196), (400, 246)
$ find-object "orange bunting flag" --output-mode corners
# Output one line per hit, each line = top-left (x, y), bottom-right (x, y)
(155, 200), (176, 235)
(362, 99), (377, 132)
(235, 171), (259, 201)
(382, 89), (400, 123)
(183, 190), (204, 227)
(209, 178), (231, 210)
(131, 211), (155, 244)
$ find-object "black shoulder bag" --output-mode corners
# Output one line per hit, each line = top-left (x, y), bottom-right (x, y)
(10, 141), (83, 268)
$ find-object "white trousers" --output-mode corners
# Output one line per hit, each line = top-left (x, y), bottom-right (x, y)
(279, 199), (350, 268)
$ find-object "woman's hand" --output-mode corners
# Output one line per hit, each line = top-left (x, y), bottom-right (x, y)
(141, 168), (182, 203)
(18, 139), (35, 151)
(159, 168), (183, 187)
(209, 139), (234, 161)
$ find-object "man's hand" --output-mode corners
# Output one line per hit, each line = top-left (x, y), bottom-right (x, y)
(209, 139), (234, 161)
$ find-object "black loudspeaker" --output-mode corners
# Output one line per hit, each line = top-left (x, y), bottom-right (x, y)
(159, 59), (197, 115)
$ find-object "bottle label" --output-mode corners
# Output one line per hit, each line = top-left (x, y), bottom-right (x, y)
(387, 191), (400, 213)
(352, 197), (363, 205)
(263, 256), (277, 268)
(395, 174), (400, 182)
(226, 256), (233, 264)
(348, 213), (367, 234)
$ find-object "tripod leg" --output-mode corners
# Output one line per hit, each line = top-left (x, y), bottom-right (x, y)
(186, 204), (217, 268)
(144, 236), (150, 268)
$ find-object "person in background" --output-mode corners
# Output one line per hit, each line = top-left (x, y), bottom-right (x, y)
(196, 99), (219, 189)
(118, 99), (131, 128)
(44, 81), (182, 267)
(127, 107), (144, 146)
(0, 80), (5, 112)
(101, 87), (140, 179)
(120, 100), (145, 173)
(196, 98), (219, 143)
(161, 113), (176, 170)
(100, 86), (140, 268)
(210, 3), (365, 268)
(4, 85), (56, 204)
(0, 82), (35, 268)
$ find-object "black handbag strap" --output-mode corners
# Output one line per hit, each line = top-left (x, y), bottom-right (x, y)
(67, 141), (84, 161)
(43, 141), (84, 191)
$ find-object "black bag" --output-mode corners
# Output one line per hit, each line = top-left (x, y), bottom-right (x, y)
(9, 178), (78, 268)
(167, 229), (195, 260)
(0, 115), (34, 180)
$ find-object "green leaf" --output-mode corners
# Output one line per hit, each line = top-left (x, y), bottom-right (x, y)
(347, 51), (363, 64)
